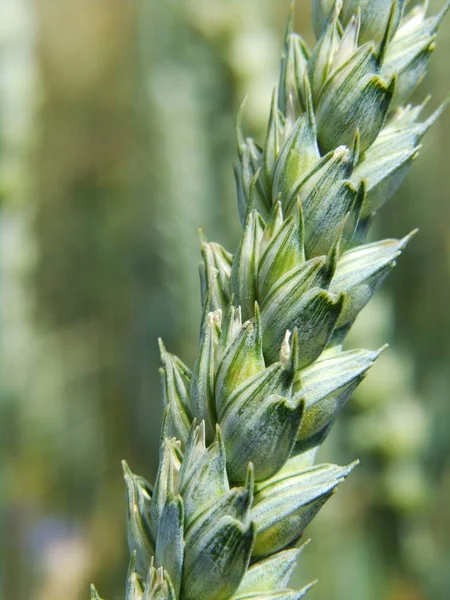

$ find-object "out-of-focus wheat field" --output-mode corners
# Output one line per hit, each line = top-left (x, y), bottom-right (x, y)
(0, 1), (449, 599)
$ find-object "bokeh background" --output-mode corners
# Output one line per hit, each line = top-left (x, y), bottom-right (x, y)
(0, 1), (449, 599)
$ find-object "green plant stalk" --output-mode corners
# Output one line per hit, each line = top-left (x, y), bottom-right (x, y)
(92, 1), (449, 598)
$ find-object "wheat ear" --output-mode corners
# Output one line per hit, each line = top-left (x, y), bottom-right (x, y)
(92, 1), (449, 598)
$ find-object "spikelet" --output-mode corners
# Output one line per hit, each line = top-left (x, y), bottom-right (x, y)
(93, 1), (448, 598)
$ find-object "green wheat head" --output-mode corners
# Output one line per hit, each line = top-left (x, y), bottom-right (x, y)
(92, 1), (449, 598)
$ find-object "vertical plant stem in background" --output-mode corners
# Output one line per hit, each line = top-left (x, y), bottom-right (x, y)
(93, 1), (449, 598)
(31, 0), (154, 594)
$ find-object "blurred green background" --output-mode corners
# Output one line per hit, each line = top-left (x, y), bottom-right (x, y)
(0, 1), (449, 599)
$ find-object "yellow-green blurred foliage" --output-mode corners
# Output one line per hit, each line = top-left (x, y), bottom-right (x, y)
(0, 1), (449, 599)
